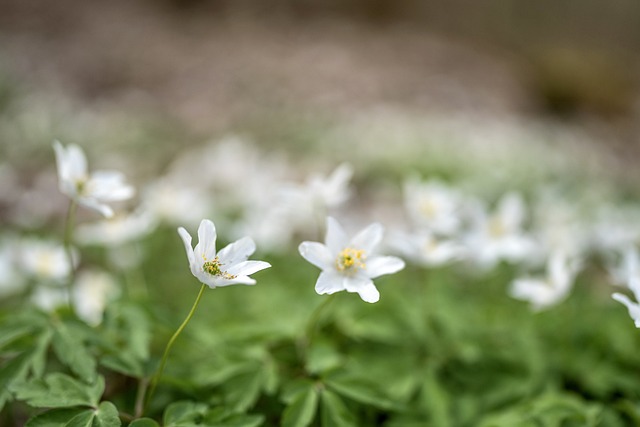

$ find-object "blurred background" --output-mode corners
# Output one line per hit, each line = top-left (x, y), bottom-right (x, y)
(1, 0), (640, 219)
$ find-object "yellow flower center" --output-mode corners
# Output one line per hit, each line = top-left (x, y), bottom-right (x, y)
(488, 217), (506, 238)
(202, 256), (237, 279)
(336, 248), (366, 273)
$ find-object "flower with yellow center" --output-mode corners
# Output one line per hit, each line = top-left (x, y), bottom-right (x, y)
(299, 217), (405, 303)
(53, 141), (135, 218)
(178, 219), (271, 288)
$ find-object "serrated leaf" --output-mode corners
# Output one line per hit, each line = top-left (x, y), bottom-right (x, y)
(100, 353), (144, 378)
(164, 401), (209, 426)
(53, 323), (97, 383)
(25, 408), (87, 427)
(128, 419), (160, 427)
(11, 373), (104, 408)
(281, 386), (319, 427)
(320, 390), (356, 427)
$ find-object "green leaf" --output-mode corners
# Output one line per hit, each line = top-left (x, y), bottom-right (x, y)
(205, 414), (265, 427)
(25, 408), (88, 427)
(0, 324), (34, 350)
(94, 402), (121, 427)
(281, 385), (319, 427)
(52, 323), (97, 383)
(325, 375), (397, 410)
(11, 373), (105, 408)
(222, 368), (265, 412)
(128, 419), (160, 427)
(65, 410), (94, 427)
(320, 390), (356, 427)
(120, 305), (151, 362)
(164, 401), (208, 426)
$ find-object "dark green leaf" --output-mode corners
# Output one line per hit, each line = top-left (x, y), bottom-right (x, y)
(164, 401), (208, 426)
(281, 385), (319, 427)
(94, 401), (121, 427)
(325, 375), (398, 410)
(320, 390), (356, 427)
(128, 419), (160, 427)
(64, 410), (94, 427)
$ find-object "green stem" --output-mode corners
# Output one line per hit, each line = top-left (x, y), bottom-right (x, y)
(63, 199), (78, 308)
(144, 283), (207, 414)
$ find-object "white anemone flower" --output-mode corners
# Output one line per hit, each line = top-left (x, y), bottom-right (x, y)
(53, 140), (135, 218)
(612, 276), (640, 328)
(76, 209), (158, 247)
(19, 238), (76, 283)
(388, 230), (466, 267)
(178, 219), (271, 288)
(298, 217), (405, 303)
(73, 270), (120, 326)
(509, 251), (581, 311)
(404, 178), (462, 235)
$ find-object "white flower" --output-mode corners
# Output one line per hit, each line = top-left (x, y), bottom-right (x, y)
(76, 209), (157, 247)
(19, 238), (76, 283)
(178, 219), (271, 288)
(404, 178), (462, 235)
(388, 230), (466, 267)
(509, 251), (581, 311)
(298, 217), (405, 303)
(73, 270), (120, 326)
(142, 178), (210, 227)
(608, 246), (640, 287)
(53, 140), (135, 218)
(466, 193), (539, 268)
(613, 275), (640, 328)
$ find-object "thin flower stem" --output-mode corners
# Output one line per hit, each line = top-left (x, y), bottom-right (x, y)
(144, 283), (207, 414)
(63, 199), (77, 308)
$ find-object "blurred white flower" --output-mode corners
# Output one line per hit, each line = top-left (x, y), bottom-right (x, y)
(609, 246), (640, 287)
(19, 238), (76, 283)
(465, 193), (538, 268)
(404, 178), (462, 235)
(509, 251), (581, 311)
(388, 230), (466, 267)
(73, 270), (120, 325)
(53, 140), (135, 218)
(142, 178), (210, 227)
(76, 209), (157, 247)
(31, 286), (68, 312)
(178, 219), (271, 288)
(298, 217), (405, 303)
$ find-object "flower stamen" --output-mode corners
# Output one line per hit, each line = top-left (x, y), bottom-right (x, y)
(202, 256), (237, 279)
(336, 248), (366, 273)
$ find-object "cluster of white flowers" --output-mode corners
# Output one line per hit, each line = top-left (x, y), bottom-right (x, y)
(5, 137), (640, 328)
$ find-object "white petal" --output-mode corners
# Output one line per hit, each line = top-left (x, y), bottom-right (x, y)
(325, 217), (348, 254)
(78, 198), (114, 218)
(298, 241), (333, 270)
(214, 275), (256, 287)
(217, 236), (256, 266)
(65, 144), (88, 181)
(344, 276), (379, 303)
(226, 260), (271, 276)
(195, 219), (217, 260)
(613, 293), (640, 327)
(366, 256), (405, 279)
(177, 227), (196, 272)
(315, 270), (344, 295)
(350, 222), (384, 253)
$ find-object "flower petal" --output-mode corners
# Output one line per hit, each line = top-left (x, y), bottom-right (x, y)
(226, 260), (271, 277)
(350, 222), (383, 253)
(195, 219), (217, 261)
(78, 198), (114, 218)
(325, 217), (348, 254)
(315, 270), (344, 295)
(299, 241), (333, 270)
(344, 276), (379, 303)
(366, 256), (405, 279)
(177, 227), (197, 274)
(217, 236), (256, 266)
(613, 293), (640, 327)
(215, 275), (257, 287)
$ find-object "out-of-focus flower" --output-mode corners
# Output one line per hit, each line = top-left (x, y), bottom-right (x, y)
(509, 251), (581, 311)
(591, 205), (640, 253)
(76, 209), (157, 247)
(19, 238), (75, 283)
(142, 178), (210, 227)
(73, 270), (120, 325)
(53, 141), (135, 218)
(178, 219), (271, 288)
(31, 286), (68, 312)
(404, 178), (462, 235)
(465, 193), (538, 268)
(388, 230), (466, 267)
(298, 217), (405, 303)
(609, 246), (640, 287)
